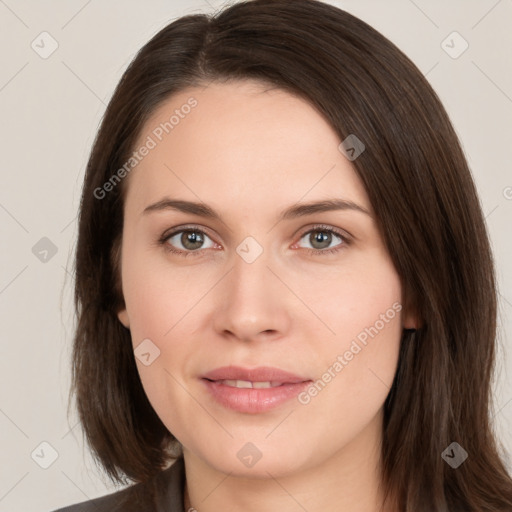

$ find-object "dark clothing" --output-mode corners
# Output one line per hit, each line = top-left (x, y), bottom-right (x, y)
(52, 457), (185, 512)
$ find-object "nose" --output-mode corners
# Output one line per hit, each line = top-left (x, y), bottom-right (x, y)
(212, 247), (292, 343)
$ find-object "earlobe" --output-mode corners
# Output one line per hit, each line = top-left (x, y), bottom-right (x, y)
(117, 308), (130, 328)
(403, 307), (420, 330)
(401, 290), (421, 330)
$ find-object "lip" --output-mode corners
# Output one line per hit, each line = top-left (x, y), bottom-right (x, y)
(201, 366), (312, 414)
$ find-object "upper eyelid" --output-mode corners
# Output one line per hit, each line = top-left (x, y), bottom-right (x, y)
(162, 224), (217, 243)
(297, 224), (350, 239)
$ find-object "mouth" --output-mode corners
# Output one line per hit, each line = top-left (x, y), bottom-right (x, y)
(201, 366), (312, 414)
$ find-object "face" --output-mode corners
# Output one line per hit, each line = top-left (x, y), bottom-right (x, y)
(117, 80), (415, 478)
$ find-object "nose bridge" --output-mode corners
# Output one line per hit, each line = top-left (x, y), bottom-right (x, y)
(213, 237), (290, 341)
(230, 240), (275, 309)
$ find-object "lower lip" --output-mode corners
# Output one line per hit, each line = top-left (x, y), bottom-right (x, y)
(202, 379), (311, 413)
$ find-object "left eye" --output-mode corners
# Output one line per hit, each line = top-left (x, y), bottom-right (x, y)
(296, 228), (345, 251)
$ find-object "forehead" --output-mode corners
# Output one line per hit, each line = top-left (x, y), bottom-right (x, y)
(124, 80), (370, 217)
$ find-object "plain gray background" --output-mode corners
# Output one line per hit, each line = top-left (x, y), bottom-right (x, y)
(0, 1), (511, 511)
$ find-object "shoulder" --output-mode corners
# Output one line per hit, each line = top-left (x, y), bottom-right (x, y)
(50, 485), (138, 512)
(51, 457), (185, 512)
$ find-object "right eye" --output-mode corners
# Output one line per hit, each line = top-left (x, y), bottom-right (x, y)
(160, 227), (218, 256)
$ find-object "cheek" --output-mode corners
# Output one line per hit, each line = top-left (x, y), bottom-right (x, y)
(121, 260), (201, 439)
(304, 251), (403, 409)
(121, 248), (211, 342)
(301, 248), (403, 347)
(119, 251), (211, 419)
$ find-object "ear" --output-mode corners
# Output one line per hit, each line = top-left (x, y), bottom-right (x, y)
(117, 308), (130, 328)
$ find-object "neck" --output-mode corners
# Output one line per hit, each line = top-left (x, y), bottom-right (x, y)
(182, 411), (396, 512)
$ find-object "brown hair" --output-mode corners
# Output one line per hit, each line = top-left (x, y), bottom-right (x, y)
(71, 0), (512, 509)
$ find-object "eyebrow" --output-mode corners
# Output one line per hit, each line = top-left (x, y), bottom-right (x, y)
(142, 197), (372, 221)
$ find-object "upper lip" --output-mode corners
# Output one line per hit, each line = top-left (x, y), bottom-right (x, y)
(202, 366), (310, 384)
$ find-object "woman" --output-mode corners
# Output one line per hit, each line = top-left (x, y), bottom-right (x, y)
(54, 0), (512, 510)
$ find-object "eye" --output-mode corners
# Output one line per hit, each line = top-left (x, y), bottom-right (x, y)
(158, 224), (350, 258)
(294, 225), (350, 256)
(159, 227), (218, 256)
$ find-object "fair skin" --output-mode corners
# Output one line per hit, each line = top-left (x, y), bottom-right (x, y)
(117, 79), (416, 512)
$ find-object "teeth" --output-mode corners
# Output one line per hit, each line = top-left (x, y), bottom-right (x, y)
(252, 381), (272, 389)
(230, 380), (252, 388)
(220, 380), (282, 388)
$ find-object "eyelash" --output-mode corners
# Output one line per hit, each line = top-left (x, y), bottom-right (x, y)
(158, 224), (351, 258)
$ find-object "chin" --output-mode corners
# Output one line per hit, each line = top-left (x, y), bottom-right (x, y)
(192, 441), (314, 479)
